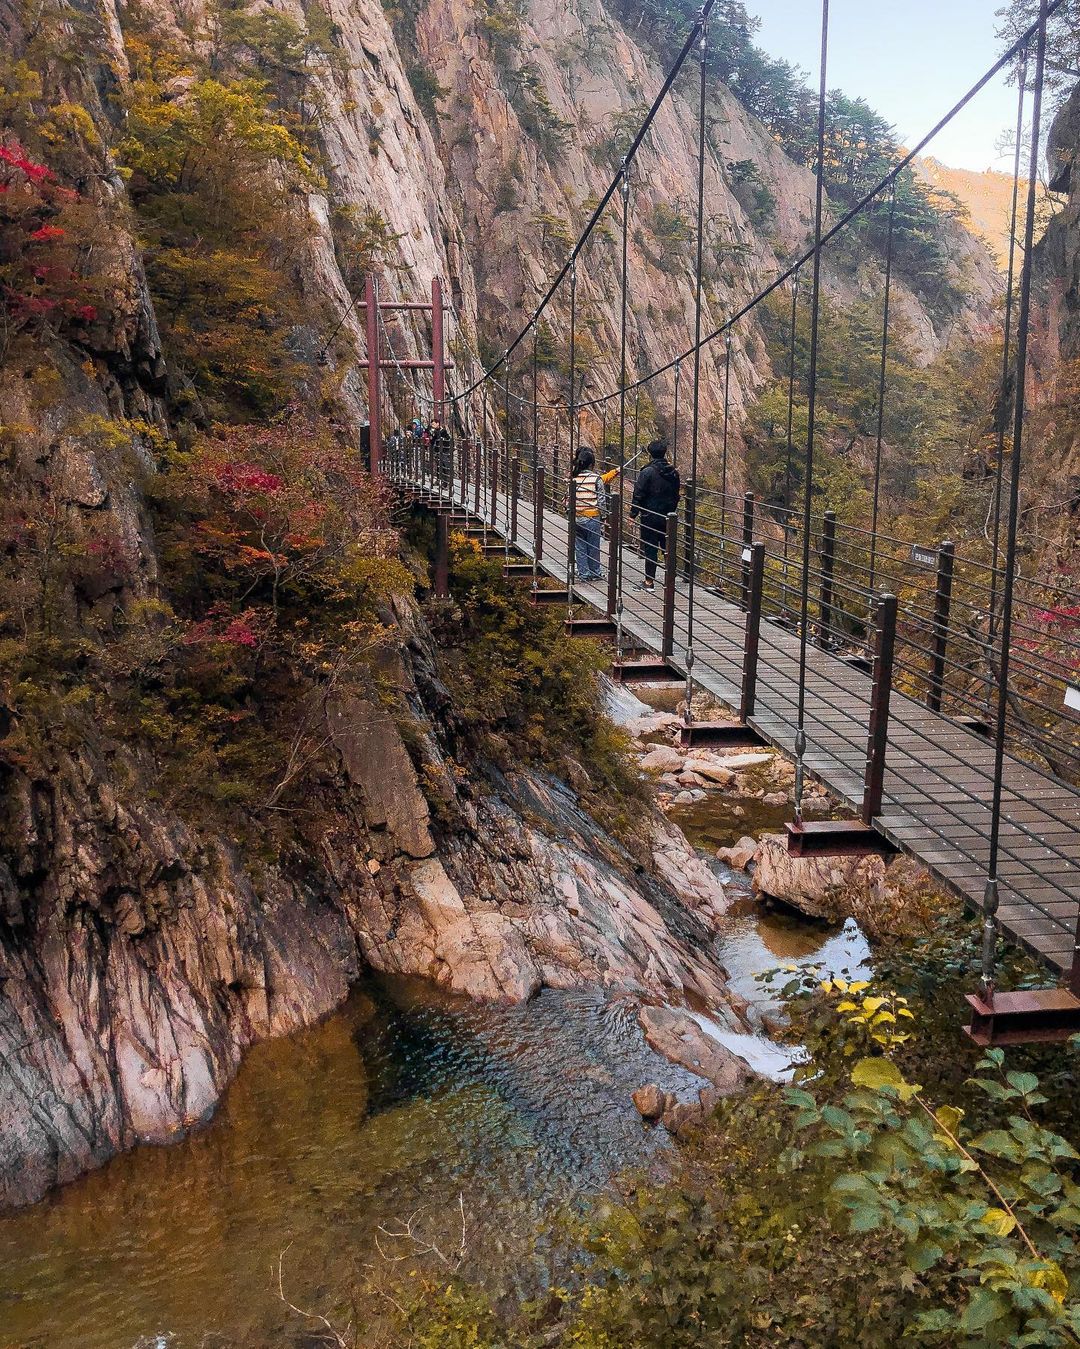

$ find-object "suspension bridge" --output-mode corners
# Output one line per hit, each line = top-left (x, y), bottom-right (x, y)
(355, 0), (1080, 1042)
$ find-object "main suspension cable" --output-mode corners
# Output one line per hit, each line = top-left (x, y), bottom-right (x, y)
(564, 0), (1065, 414)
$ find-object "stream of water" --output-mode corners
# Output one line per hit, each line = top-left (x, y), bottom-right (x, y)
(0, 782), (869, 1346)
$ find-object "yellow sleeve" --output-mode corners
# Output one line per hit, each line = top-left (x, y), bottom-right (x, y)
(601, 467), (622, 483)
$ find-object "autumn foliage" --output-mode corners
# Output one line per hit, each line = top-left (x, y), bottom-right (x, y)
(0, 140), (98, 348)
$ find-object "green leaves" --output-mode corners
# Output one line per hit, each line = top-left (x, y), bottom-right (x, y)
(850, 1056), (921, 1102)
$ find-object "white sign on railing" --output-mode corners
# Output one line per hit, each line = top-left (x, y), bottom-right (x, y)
(910, 544), (936, 569)
(1065, 685), (1080, 713)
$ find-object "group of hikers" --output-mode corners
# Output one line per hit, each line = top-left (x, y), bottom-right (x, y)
(390, 414), (682, 591)
(569, 438), (681, 591)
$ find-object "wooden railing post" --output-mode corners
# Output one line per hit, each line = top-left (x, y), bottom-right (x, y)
(535, 465), (545, 562)
(1069, 907), (1080, 997)
(740, 542), (766, 721)
(661, 512), (679, 658)
(819, 510), (836, 645)
(928, 539), (955, 713)
(607, 509), (621, 616)
(489, 443), (498, 525)
(740, 491), (755, 610)
(433, 514), (450, 598)
(510, 457), (520, 544)
(862, 591), (897, 825)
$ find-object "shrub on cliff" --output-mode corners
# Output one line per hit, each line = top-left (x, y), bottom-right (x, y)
(121, 405), (409, 824)
(0, 141), (104, 357)
(422, 535), (646, 837)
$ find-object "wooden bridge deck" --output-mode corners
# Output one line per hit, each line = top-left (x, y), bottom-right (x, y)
(411, 480), (1080, 976)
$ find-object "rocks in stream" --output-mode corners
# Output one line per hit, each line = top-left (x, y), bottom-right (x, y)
(638, 1005), (751, 1092)
(632, 1005), (753, 1135)
(631, 1082), (668, 1120)
(717, 835), (759, 871)
(640, 746), (685, 774)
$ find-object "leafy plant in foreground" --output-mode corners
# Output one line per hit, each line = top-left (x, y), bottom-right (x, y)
(784, 979), (1080, 1345)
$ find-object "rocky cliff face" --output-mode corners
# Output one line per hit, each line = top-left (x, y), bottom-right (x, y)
(0, 574), (741, 1209)
(1028, 78), (1080, 568)
(82, 0), (995, 454)
(1036, 81), (1080, 380)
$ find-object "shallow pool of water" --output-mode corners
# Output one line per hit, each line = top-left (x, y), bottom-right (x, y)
(0, 978), (711, 1349)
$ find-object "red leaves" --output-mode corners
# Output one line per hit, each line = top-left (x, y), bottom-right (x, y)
(212, 462), (284, 495)
(0, 144), (53, 183)
(182, 605), (264, 650)
(1035, 604), (1080, 628)
(1, 139), (100, 336)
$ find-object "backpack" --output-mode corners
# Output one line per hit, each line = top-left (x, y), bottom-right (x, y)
(570, 471), (608, 519)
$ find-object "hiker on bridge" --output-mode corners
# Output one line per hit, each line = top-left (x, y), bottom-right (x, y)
(630, 438), (680, 592)
(571, 448), (622, 582)
(431, 418), (452, 481)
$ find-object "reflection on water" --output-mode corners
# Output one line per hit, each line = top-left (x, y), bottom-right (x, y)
(0, 979), (710, 1349)
(718, 893), (871, 1012)
(667, 790), (850, 853)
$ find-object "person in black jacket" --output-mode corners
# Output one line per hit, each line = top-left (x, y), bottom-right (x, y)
(430, 419), (452, 485)
(629, 439), (680, 590)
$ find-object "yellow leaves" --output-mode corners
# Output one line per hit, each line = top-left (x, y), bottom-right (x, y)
(820, 977), (869, 996)
(1031, 1261), (1069, 1305)
(932, 1105), (966, 1152)
(980, 1207), (1017, 1238)
(823, 981), (916, 1050)
(850, 1056), (922, 1102)
(42, 101), (102, 150)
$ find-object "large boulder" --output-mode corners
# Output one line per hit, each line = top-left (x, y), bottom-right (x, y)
(638, 1004), (751, 1092)
(750, 833), (939, 937)
(640, 746), (685, 774)
(751, 832), (887, 921)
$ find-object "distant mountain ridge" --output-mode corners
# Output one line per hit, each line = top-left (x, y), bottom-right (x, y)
(914, 155), (1026, 269)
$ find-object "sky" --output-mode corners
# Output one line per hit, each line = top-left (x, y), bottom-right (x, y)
(750, 0), (1021, 173)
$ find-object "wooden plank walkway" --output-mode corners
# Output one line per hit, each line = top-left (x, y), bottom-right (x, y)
(410, 478), (1080, 977)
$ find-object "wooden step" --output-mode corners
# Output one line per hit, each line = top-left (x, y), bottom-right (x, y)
(611, 655), (683, 686)
(565, 616), (618, 639)
(965, 987), (1080, 1046)
(785, 819), (897, 859)
(678, 720), (766, 749)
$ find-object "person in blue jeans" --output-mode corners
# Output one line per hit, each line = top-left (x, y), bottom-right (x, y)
(571, 448), (617, 581)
